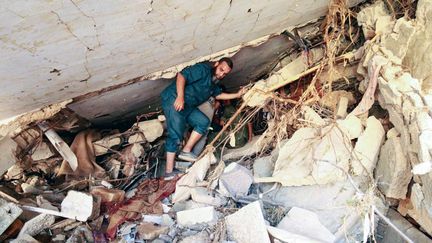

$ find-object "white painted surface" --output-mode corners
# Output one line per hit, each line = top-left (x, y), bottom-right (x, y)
(0, 0), (360, 120)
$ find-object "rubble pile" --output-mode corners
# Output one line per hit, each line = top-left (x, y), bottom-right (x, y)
(1, 1), (432, 242)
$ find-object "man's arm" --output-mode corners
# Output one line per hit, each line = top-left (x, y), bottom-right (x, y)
(174, 73), (186, 111)
(215, 87), (247, 100)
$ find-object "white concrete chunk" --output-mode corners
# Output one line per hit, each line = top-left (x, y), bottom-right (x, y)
(137, 119), (164, 142)
(336, 114), (363, 140)
(352, 116), (385, 175)
(176, 206), (217, 227)
(0, 198), (22, 235)
(277, 207), (335, 243)
(61, 190), (93, 222)
(225, 201), (270, 243)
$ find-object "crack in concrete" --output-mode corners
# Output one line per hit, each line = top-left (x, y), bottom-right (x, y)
(69, 0), (101, 49)
(210, 1), (233, 53)
(50, 11), (92, 84)
(51, 10), (92, 51)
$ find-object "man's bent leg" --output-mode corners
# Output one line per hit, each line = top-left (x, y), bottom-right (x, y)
(166, 152), (176, 173)
(162, 98), (187, 173)
(192, 100), (215, 156)
(183, 131), (203, 152)
(181, 108), (210, 155)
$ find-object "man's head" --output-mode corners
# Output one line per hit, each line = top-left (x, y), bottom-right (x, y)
(213, 57), (233, 80)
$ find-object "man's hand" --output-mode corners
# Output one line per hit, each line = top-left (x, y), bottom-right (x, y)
(174, 96), (184, 111)
(236, 86), (247, 98)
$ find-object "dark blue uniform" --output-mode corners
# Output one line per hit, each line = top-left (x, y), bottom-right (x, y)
(161, 62), (222, 153)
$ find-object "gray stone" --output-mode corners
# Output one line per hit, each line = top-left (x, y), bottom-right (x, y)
(190, 187), (225, 207)
(0, 136), (18, 177)
(218, 163), (253, 198)
(375, 136), (412, 199)
(179, 231), (211, 243)
(253, 156), (274, 178)
(225, 201), (270, 243)
(382, 209), (432, 243)
(18, 213), (55, 237)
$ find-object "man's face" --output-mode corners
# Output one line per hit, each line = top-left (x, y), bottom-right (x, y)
(214, 61), (232, 80)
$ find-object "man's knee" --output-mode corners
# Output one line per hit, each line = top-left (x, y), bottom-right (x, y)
(194, 116), (210, 135)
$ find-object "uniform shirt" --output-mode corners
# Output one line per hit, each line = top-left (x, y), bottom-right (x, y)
(161, 62), (222, 107)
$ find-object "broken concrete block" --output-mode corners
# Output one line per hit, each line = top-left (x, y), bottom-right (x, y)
(256, 125), (352, 186)
(417, 112), (432, 132)
(218, 163), (253, 198)
(418, 131), (432, 164)
(0, 198), (22, 235)
(161, 214), (175, 227)
(18, 213), (55, 237)
(225, 201), (270, 243)
(66, 226), (94, 243)
(352, 116), (385, 175)
(406, 183), (432, 236)
(253, 155), (274, 178)
(176, 206), (218, 227)
(61, 191), (93, 222)
(375, 136), (412, 199)
(336, 114), (363, 140)
(190, 187), (225, 207)
(277, 207), (335, 243)
(172, 200), (208, 212)
(0, 136), (18, 178)
(336, 96), (349, 118)
(31, 142), (54, 161)
(128, 132), (146, 144)
(172, 153), (216, 203)
(357, 1), (392, 38)
(137, 222), (169, 240)
(179, 231), (211, 243)
(267, 226), (322, 243)
(382, 209), (431, 243)
(93, 134), (122, 156)
(136, 119), (164, 142)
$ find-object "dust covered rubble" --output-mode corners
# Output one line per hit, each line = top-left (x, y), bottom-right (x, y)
(1, 1), (432, 242)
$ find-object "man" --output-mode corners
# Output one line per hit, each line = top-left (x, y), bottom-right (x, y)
(160, 57), (245, 177)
